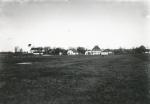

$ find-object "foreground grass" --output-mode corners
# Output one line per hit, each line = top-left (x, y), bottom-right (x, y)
(0, 54), (149, 104)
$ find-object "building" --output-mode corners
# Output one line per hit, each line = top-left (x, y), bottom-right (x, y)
(67, 49), (78, 55)
(30, 47), (44, 55)
(92, 46), (101, 55)
(101, 52), (109, 56)
(145, 51), (150, 54)
(85, 50), (92, 55)
(101, 49), (113, 56)
(59, 52), (63, 56)
(85, 45), (101, 55)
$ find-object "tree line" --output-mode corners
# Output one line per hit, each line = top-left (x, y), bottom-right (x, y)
(113, 45), (149, 55)
(13, 45), (149, 55)
(42, 47), (86, 55)
(34, 45), (149, 55)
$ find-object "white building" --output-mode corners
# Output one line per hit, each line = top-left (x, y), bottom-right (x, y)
(85, 46), (113, 56)
(59, 52), (63, 56)
(145, 51), (150, 54)
(101, 50), (113, 56)
(101, 52), (109, 56)
(85, 45), (101, 55)
(67, 49), (78, 55)
(85, 50), (92, 55)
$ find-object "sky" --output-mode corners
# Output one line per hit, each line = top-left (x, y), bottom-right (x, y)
(0, 0), (150, 51)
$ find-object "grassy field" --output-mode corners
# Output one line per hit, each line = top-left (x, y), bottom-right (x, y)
(0, 54), (149, 104)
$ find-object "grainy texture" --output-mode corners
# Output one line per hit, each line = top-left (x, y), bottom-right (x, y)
(0, 54), (149, 104)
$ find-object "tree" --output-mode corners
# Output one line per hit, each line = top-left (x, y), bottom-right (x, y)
(51, 48), (67, 55)
(139, 45), (146, 53)
(77, 47), (86, 55)
(43, 47), (51, 54)
(61, 49), (67, 55)
(51, 48), (60, 55)
(133, 45), (146, 54)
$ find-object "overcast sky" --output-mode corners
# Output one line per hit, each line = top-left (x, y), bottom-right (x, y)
(0, 0), (149, 51)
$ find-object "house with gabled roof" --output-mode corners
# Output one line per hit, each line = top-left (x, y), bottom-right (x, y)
(30, 47), (44, 55)
(91, 45), (101, 55)
(85, 45), (102, 55)
(67, 49), (78, 55)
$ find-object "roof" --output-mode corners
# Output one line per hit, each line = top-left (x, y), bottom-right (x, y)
(68, 49), (78, 53)
(31, 47), (43, 50)
(103, 49), (111, 52)
(92, 45), (101, 51)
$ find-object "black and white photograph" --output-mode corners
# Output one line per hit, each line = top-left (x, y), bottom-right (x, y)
(0, 0), (150, 104)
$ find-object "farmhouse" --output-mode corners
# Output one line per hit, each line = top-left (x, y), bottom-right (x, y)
(30, 47), (44, 55)
(101, 51), (109, 56)
(145, 51), (150, 54)
(145, 49), (150, 54)
(101, 49), (113, 56)
(85, 45), (101, 55)
(92, 45), (102, 55)
(85, 50), (92, 55)
(67, 49), (78, 55)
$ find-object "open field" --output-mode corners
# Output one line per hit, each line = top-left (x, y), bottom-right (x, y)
(0, 54), (149, 104)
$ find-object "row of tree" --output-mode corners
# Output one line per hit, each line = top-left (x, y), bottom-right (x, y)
(113, 45), (149, 55)
(34, 45), (149, 55)
(14, 45), (149, 55)
(41, 46), (86, 55)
